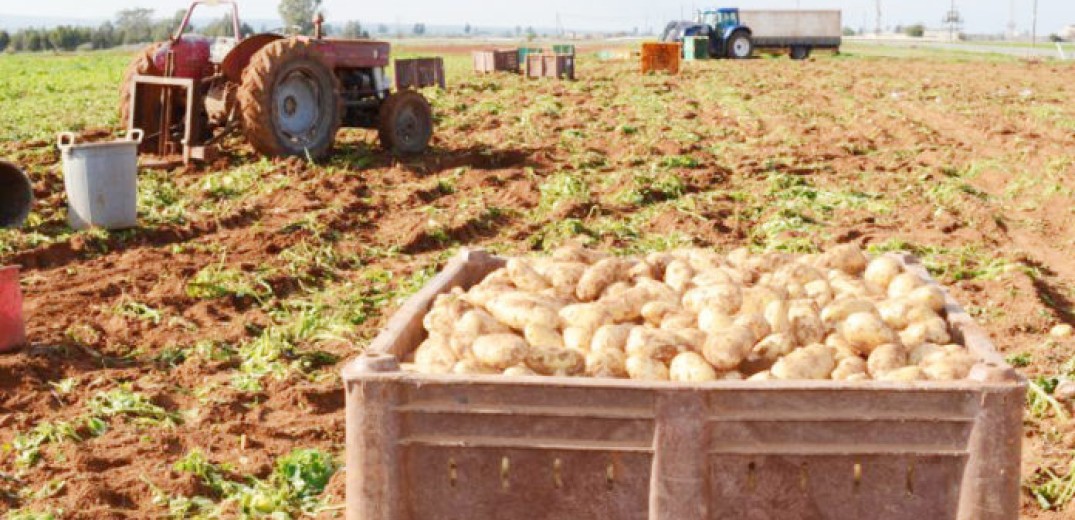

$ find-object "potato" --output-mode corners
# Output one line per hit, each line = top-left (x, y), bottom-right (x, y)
(464, 284), (513, 308)
(747, 370), (774, 381)
(829, 277), (870, 299)
(628, 261), (658, 281)
(507, 258), (552, 292)
(864, 256), (903, 292)
(543, 262), (587, 298)
(676, 328), (708, 351)
(660, 313), (697, 332)
(876, 299), (913, 331)
(752, 333), (795, 361)
(452, 359), (500, 375)
(526, 346), (585, 376)
(451, 309), (512, 357)
(888, 272), (925, 299)
(602, 281), (633, 300)
(559, 303), (612, 332)
(907, 285), (946, 314)
(524, 323), (564, 349)
(414, 335), (458, 374)
(667, 262), (699, 297)
(683, 284), (742, 315)
(626, 327), (686, 363)
(487, 293), (561, 330)
(703, 326), (756, 370)
(900, 317), (951, 349)
(693, 269), (735, 288)
(841, 312), (898, 355)
(771, 344), (836, 380)
(734, 314), (772, 343)
(909, 343), (945, 365)
(821, 298), (876, 326)
(626, 355), (670, 381)
(423, 290), (471, 335)
(867, 344), (908, 377)
(804, 280), (834, 308)
(669, 352), (719, 382)
(577, 257), (632, 301)
(503, 365), (538, 377)
(741, 286), (786, 315)
(920, 347), (977, 381)
(641, 301), (680, 326)
(832, 356), (868, 381)
(820, 244), (868, 276)
(824, 333), (852, 351)
(478, 268), (515, 288)
(764, 299), (791, 334)
(684, 248), (726, 273)
(471, 334), (529, 370)
(585, 349), (628, 378)
(788, 300), (825, 347)
(698, 307), (735, 335)
(563, 327), (595, 351)
(590, 324), (633, 353)
(877, 366), (925, 382)
(601, 286), (651, 322)
(645, 252), (676, 275)
(552, 245), (605, 264)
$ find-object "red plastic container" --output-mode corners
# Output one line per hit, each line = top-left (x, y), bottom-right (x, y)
(0, 265), (26, 352)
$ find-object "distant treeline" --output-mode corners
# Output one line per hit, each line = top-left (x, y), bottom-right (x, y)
(0, 8), (377, 53)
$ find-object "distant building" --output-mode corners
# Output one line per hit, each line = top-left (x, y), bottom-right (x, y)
(1062, 25), (1075, 41)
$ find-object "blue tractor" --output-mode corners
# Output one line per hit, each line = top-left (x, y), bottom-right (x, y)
(660, 8), (754, 59)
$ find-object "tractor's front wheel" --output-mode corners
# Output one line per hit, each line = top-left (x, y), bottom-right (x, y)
(238, 39), (342, 159)
(378, 90), (433, 155)
(118, 44), (162, 127)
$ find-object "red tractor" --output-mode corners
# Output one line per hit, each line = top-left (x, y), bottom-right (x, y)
(121, 0), (443, 164)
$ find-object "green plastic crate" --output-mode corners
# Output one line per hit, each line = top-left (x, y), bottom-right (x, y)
(552, 44), (576, 56)
(518, 47), (544, 65)
(683, 36), (710, 61)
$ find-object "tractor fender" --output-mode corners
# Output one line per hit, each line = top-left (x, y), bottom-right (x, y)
(222, 33), (285, 83)
(722, 25), (752, 42)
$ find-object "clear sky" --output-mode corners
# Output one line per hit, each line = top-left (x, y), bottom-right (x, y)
(2, 0), (1073, 35)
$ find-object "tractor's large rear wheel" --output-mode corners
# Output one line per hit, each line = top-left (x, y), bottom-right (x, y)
(727, 32), (753, 59)
(118, 44), (162, 127)
(238, 39), (342, 159)
(378, 90), (433, 155)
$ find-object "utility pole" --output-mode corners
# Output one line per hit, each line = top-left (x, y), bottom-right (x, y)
(875, 0), (882, 36)
(1031, 0), (1039, 47)
(1007, 0), (1017, 40)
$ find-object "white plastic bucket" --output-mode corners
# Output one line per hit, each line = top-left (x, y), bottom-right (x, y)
(58, 130), (142, 231)
(0, 161), (32, 229)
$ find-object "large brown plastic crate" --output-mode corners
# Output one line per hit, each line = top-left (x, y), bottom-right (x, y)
(641, 42), (682, 74)
(472, 49), (520, 73)
(342, 249), (1025, 520)
(394, 58), (446, 90)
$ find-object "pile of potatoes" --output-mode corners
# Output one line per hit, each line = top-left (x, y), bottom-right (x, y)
(407, 245), (980, 382)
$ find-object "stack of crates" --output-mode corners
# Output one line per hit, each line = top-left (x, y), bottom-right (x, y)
(641, 42), (682, 74)
(683, 37), (710, 61)
(517, 47), (544, 67)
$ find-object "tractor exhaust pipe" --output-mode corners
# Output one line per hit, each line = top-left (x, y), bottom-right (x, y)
(0, 161), (32, 229)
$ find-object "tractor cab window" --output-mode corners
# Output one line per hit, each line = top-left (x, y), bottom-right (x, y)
(703, 10), (740, 30)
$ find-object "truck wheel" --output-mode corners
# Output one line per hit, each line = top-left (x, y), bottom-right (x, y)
(378, 90), (433, 155)
(239, 39), (342, 159)
(790, 46), (811, 60)
(118, 44), (162, 127)
(728, 32), (753, 59)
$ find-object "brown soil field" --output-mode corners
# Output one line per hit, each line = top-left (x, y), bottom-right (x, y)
(1, 47), (1075, 518)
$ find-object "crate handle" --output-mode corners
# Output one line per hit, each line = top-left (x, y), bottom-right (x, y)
(56, 132), (77, 150)
(126, 128), (145, 144)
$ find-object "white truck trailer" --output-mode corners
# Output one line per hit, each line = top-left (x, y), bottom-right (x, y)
(661, 8), (843, 60)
